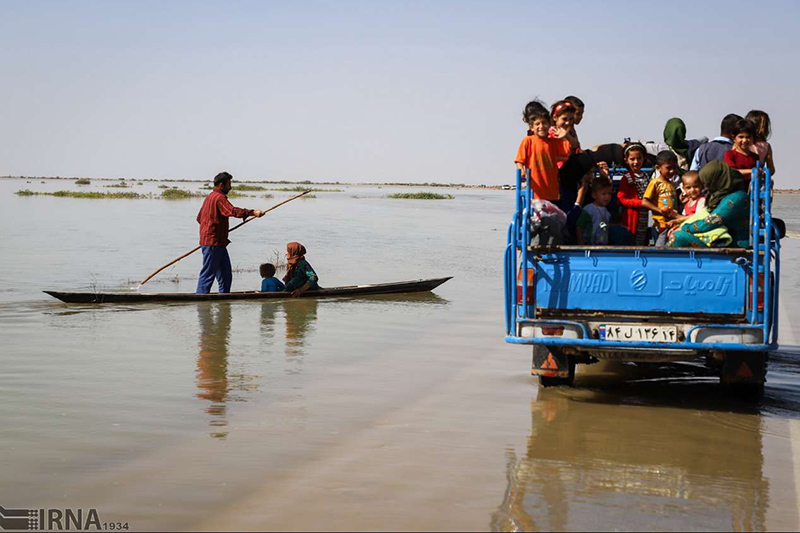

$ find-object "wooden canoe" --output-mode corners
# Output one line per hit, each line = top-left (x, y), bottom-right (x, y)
(44, 277), (452, 304)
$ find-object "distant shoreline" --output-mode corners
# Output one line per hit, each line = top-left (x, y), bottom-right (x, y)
(4, 175), (798, 193)
(0, 175), (501, 189)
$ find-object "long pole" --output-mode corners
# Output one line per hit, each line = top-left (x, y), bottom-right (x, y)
(137, 190), (311, 288)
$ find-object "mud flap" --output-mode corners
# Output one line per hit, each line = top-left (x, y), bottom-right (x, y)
(531, 345), (571, 378)
(720, 351), (768, 385)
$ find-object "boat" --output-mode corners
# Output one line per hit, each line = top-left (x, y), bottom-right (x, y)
(44, 277), (452, 304)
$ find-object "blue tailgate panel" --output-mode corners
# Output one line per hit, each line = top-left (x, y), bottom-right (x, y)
(532, 251), (747, 315)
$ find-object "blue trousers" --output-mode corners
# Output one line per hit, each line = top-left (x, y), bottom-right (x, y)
(197, 245), (233, 294)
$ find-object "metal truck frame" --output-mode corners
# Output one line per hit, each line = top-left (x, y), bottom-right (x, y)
(503, 164), (780, 397)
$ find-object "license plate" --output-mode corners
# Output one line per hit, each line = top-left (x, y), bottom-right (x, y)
(599, 324), (677, 343)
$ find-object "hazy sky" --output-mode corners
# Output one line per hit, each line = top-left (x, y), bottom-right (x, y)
(1, 1), (798, 185)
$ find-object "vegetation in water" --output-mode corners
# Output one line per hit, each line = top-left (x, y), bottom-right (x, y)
(386, 192), (454, 200)
(15, 189), (142, 199)
(160, 188), (203, 199)
(104, 181), (130, 188)
(158, 184), (170, 189)
(232, 184), (268, 191)
(267, 186), (343, 193)
(75, 178), (91, 185)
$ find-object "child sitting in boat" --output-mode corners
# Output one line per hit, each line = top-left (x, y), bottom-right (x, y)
(283, 242), (320, 298)
(259, 263), (285, 292)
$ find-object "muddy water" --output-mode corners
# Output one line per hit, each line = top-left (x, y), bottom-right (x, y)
(2, 178), (800, 531)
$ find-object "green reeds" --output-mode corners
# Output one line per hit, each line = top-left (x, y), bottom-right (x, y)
(386, 192), (454, 200)
(267, 186), (343, 193)
(15, 189), (142, 199)
(160, 188), (203, 199)
(232, 184), (268, 191)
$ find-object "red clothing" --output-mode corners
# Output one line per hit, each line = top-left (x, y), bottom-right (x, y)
(617, 172), (645, 237)
(197, 188), (254, 246)
(723, 149), (757, 170)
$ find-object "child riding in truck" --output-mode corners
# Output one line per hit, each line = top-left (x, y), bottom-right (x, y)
(642, 151), (679, 246)
(616, 142), (651, 246)
(515, 99), (576, 201)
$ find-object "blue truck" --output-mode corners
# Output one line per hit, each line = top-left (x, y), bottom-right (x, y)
(503, 165), (781, 398)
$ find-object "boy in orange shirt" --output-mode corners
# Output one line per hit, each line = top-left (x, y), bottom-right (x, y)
(515, 99), (576, 200)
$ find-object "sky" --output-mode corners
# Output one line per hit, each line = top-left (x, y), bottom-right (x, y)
(1, 0), (799, 186)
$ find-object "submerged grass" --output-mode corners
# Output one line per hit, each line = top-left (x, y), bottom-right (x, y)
(75, 178), (91, 185)
(232, 184), (268, 191)
(104, 181), (130, 188)
(16, 189), (142, 199)
(160, 188), (203, 199)
(267, 186), (343, 193)
(387, 192), (454, 200)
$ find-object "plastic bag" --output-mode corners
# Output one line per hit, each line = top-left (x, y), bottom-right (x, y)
(529, 200), (567, 246)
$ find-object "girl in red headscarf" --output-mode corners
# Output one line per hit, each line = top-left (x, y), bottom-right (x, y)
(548, 99), (580, 155)
(283, 242), (320, 297)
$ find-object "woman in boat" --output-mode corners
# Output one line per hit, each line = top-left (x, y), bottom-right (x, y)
(667, 160), (749, 248)
(283, 242), (320, 298)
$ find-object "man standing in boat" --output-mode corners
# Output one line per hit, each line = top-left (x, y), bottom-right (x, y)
(196, 172), (265, 294)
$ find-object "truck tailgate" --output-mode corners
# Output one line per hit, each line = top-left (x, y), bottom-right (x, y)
(531, 249), (748, 316)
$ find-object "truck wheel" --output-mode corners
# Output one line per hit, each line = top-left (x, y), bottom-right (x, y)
(538, 357), (576, 388)
(728, 383), (765, 402)
(720, 351), (768, 402)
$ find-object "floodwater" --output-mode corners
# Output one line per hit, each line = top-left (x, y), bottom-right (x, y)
(2, 177), (800, 531)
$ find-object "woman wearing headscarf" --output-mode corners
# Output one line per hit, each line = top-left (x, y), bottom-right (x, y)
(283, 242), (320, 297)
(668, 161), (749, 248)
(645, 118), (709, 173)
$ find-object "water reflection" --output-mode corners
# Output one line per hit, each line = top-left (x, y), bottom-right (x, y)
(259, 299), (319, 374)
(196, 303), (232, 439)
(492, 377), (769, 531)
(196, 293), (445, 439)
(284, 299), (318, 358)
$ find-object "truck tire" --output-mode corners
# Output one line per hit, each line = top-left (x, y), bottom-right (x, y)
(720, 351), (768, 402)
(538, 356), (576, 388)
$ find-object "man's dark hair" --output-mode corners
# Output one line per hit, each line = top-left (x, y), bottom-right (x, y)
(565, 95), (585, 109)
(260, 263), (276, 278)
(732, 117), (756, 138)
(522, 99), (549, 125)
(214, 171), (233, 186)
(655, 150), (678, 167)
(720, 114), (743, 137)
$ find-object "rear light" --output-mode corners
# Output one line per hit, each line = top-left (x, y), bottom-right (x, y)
(747, 273), (765, 312)
(516, 268), (534, 305)
(541, 326), (564, 336)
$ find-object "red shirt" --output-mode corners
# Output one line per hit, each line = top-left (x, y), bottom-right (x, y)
(723, 149), (757, 170)
(197, 188), (254, 246)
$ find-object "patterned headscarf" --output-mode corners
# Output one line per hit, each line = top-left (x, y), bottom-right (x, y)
(283, 242), (307, 283)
